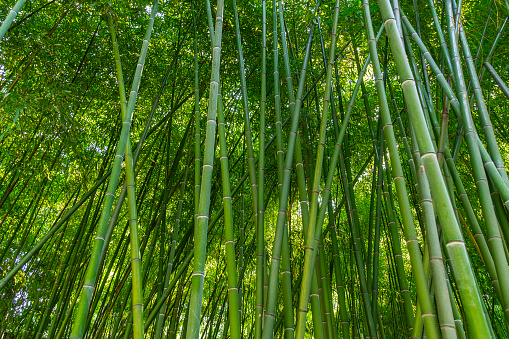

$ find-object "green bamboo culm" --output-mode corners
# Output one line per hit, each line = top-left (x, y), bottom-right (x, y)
(293, 1), (340, 338)
(217, 80), (241, 339)
(0, 0), (26, 42)
(300, 25), (385, 339)
(185, 0), (225, 337)
(377, 0), (492, 336)
(193, 6), (201, 230)
(271, 0), (295, 338)
(261, 17), (317, 339)
(362, 1), (439, 337)
(106, 12), (144, 339)
(69, 2), (158, 337)
(256, 1), (267, 335)
(229, 1), (262, 337)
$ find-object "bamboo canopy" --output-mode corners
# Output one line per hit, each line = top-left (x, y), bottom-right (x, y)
(1, 0), (509, 338)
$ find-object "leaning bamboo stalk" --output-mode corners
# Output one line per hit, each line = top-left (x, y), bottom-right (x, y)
(458, 19), (509, 186)
(0, 0), (26, 41)
(341, 145), (378, 338)
(296, 25), (384, 338)
(382, 150), (415, 334)
(0, 169), (109, 291)
(473, 1), (494, 69)
(408, 41), (507, 332)
(257, 0), (267, 331)
(192, 6), (201, 237)
(327, 188), (350, 338)
(306, 54), (336, 339)
(472, 16), (508, 96)
(69, 2), (158, 337)
(401, 14), (506, 309)
(35, 183), (96, 339)
(316, 237), (335, 338)
(226, 2), (263, 335)
(476, 136), (509, 207)
(484, 61), (509, 101)
(370, 121), (383, 333)
(399, 11), (461, 123)
(411, 0), (433, 112)
(364, 1), (441, 337)
(154, 145), (192, 338)
(145, 251), (194, 331)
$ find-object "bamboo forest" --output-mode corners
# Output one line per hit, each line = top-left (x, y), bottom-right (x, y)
(3, 0), (509, 337)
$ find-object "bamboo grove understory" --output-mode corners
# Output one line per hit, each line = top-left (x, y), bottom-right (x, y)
(1, 0), (509, 337)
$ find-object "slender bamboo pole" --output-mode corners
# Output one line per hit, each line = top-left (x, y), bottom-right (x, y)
(185, 0), (224, 336)
(217, 70), (242, 339)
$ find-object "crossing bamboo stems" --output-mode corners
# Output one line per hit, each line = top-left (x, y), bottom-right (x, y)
(410, 123), (458, 338)
(107, 13), (144, 338)
(4, 1), (509, 337)
(229, 3), (262, 335)
(380, 0), (492, 335)
(0, 169), (109, 290)
(472, 17), (508, 95)
(154, 145), (191, 338)
(262, 4), (315, 339)
(294, 2), (340, 338)
(364, 2), (443, 337)
(458, 19), (509, 186)
(293, 26), (384, 338)
(427, 0), (454, 80)
(261, 19), (316, 339)
(445, 0), (509, 325)
(400, 16), (506, 309)
(232, 0), (264, 333)
(69, 3), (158, 336)
(340, 145), (377, 338)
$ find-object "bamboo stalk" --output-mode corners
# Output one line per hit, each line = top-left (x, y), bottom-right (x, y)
(185, 0), (224, 337)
